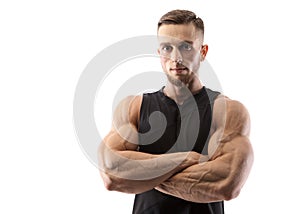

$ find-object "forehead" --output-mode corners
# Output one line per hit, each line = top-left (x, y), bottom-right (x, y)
(157, 23), (203, 43)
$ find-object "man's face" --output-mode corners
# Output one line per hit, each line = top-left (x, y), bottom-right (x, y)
(157, 23), (207, 85)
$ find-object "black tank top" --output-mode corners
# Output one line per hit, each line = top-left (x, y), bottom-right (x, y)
(132, 86), (224, 214)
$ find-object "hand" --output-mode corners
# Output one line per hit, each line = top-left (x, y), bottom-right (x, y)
(180, 151), (202, 169)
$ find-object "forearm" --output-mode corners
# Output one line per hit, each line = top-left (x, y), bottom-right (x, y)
(99, 144), (200, 194)
(156, 137), (254, 203)
(101, 160), (182, 194)
(156, 160), (228, 203)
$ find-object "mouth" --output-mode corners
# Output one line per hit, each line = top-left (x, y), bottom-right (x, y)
(170, 67), (188, 74)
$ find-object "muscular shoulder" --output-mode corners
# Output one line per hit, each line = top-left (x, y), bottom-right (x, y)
(112, 95), (143, 128)
(104, 95), (143, 151)
(213, 96), (250, 142)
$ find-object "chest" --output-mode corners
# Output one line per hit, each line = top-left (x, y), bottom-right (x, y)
(138, 96), (213, 154)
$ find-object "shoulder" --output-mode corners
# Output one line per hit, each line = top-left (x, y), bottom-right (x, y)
(214, 95), (250, 121)
(213, 95), (250, 139)
(113, 95), (143, 127)
(107, 95), (143, 151)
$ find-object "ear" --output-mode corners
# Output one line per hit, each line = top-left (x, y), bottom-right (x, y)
(157, 48), (161, 55)
(200, 45), (208, 61)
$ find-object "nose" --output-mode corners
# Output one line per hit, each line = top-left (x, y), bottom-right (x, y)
(170, 47), (183, 63)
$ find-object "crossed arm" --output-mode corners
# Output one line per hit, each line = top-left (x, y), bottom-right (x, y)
(156, 136), (253, 202)
(155, 97), (254, 202)
(98, 95), (253, 202)
(98, 95), (201, 194)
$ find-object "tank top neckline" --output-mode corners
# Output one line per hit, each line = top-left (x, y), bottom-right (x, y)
(158, 86), (207, 106)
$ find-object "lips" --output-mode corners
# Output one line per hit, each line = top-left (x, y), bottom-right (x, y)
(170, 67), (188, 74)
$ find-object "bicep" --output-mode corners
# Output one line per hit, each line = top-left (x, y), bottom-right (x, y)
(102, 129), (138, 152)
(102, 95), (142, 152)
(209, 98), (253, 188)
(209, 98), (251, 158)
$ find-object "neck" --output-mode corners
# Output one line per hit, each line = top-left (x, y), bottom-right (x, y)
(163, 76), (203, 104)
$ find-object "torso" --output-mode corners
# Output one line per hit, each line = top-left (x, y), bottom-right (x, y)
(133, 86), (224, 214)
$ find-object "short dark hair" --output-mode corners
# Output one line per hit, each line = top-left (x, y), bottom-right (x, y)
(158, 9), (204, 34)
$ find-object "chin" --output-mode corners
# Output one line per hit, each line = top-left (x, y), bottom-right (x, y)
(166, 74), (186, 87)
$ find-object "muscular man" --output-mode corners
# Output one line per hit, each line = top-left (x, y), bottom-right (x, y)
(98, 10), (253, 214)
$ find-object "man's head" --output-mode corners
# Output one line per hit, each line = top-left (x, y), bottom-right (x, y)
(157, 10), (208, 86)
(158, 9), (204, 35)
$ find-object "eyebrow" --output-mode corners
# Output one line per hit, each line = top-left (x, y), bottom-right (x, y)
(181, 40), (193, 45)
(159, 40), (194, 46)
(159, 42), (170, 46)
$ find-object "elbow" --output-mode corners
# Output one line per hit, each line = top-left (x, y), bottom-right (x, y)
(223, 188), (240, 201)
(98, 146), (122, 191)
(217, 179), (241, 201)
(220, 184), (241, 201)
(101, 171), (145, 194)
(100, 171), (119, 191)
(101, 171), (136, 193)
(103, 177), (115, 191)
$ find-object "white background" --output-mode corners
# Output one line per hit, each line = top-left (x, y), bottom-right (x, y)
(1, 0), (299, 213)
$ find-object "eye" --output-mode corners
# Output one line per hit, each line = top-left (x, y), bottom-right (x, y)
(179, 43), (192, 51)
(161, 45), (173, 52)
